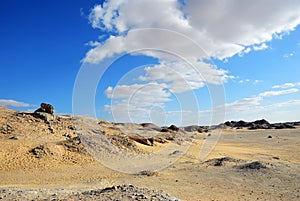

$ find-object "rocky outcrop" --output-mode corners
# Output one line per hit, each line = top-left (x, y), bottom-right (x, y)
(34, 103), (54, 114)
(224, 119), (296, 130)
(183, 125), (209, 133)
(34, 103), (55, 122)
(272, 123), (296, 129)
(160, 125), (180, 132)
(168, 125), (179, 131)
(129, 136), (154, 146)
(29, 145), (47, 158)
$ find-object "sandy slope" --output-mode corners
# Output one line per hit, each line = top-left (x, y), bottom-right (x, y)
(0, 106), (299, 200)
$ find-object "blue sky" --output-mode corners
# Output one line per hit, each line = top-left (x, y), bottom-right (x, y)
(1, 0), (300, 126)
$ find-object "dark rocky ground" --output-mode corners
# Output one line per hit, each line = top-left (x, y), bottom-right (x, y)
(0, 185), (180, 201)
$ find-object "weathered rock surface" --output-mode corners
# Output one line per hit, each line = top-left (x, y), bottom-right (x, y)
(34, 103), (55, 121)
(34, 103), (54, 114)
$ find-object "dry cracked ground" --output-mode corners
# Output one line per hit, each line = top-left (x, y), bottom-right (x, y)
(0, 106), (299, 201)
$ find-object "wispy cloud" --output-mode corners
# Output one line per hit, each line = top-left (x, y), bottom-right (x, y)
(254, 80), (263, 84)
(238, 79), (263, 84)
(0, 99), (32, 107)
(272, 82), (300, 89)
(258, 88), (298, 97)
(283, 52), (294, 58)
(209, 89), (300, 123)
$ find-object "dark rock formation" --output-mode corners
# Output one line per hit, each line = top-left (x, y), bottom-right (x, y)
(237, 161), (266, 170)
(204, 157), (245, 166)
(223, 119), (297, 130)
(29, 145), (47, 158)
(183, 125), (209, 133)
(34, 103), (55, 122)
(160, 127), (169, 132)
(272, 123), (296, 129)
(34, 103), (54, 114)
(168, 125), (179, 131)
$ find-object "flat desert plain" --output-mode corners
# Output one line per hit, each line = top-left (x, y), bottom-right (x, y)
(0, 106), (299, 200)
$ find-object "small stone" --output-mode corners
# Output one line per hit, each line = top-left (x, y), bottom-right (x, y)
(49, 127), (54, 133)
(63, 133), (71, 138)
(68, 125), (76, 130)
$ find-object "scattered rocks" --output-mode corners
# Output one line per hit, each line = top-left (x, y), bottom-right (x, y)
(61, 137), (86, 153)
(29, 145), (47, 158)
(0, 124), (14, 134)
(237, 161), (267, 170)
(204, 157), (245, 167)
(137, 170), (158, 176)
(109, 134), (140, 152)
(0, 185), (181, 201)
(67, 125), (76, 130)
(77, 184), (180, 201)
(62, 133), (71, 138)
(9, 136), (18, 140)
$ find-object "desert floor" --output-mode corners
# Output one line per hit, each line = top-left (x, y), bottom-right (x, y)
(0, 107), (299, 200)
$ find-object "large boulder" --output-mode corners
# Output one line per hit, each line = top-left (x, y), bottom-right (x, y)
(34, 103), (55, 121)
(34, 112), (55, 122)
(34, 103), (54, 114)
(168, 125), (179, 131)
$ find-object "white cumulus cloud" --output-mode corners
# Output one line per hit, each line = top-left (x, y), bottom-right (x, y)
(87, 0), (300, 62)
(86, 0), (300, 124)
(0, 99), (32, 107)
